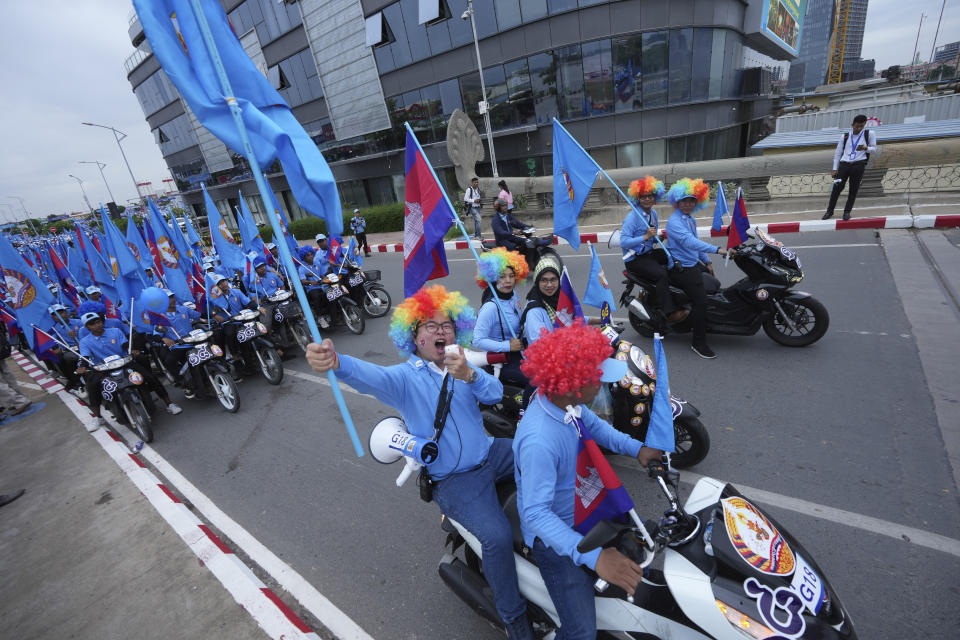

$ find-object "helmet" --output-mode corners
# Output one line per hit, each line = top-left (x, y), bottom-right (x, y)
(80, 312), (102, 326)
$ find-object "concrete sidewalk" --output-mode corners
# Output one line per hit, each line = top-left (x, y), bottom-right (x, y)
(0, 366), (266, 640)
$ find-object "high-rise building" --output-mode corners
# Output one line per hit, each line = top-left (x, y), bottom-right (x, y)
(124, 0), (803, 223)
(934, 41), (960, 64)
(788, 0), (835, 91)
(842, 0), (869, 73)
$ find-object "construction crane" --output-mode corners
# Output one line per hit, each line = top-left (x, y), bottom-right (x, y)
(826, 0), (851, 84)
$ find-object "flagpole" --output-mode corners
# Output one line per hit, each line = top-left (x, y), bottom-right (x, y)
(403, 123), (517, 339)
(552, 119), (673, 263)
(183, 0), (362, 457)
(31, 325), (95, 367)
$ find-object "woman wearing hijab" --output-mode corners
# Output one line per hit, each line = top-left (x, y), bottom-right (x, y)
(520, 258), (563, 346)
(473, 248), (530, 396)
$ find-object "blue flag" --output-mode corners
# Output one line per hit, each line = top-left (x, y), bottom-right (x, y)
(133, 0), (342, 236)
(165, 207), (198, 270)
(552, 118), (599, 250)
(712, 181), (729, 232)
(646, 335), (676, 453)
(75, 224), (119, 304)
(125, 214), (153, 271)
(582, 243), (616, 312)
(0, 233), (57, 350)
(263, 183), (300, 256)
(184, 214), (205, 257)
(145, 198), (192, 302)
(555, 267), (586, 328)
(202, 184), (246, 274)
(237, 194), (266, 259)
(101, 210), (144, 280)
(347, 236), (364, 267)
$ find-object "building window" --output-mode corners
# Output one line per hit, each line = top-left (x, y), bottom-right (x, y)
(641, 31), (668, 108)
(582, 39), (613, 116)
(268, 64), (291, 91)
(612, 35), (643, 114)
(668, 28), (693, 104)
(418, 0), (451, 25)
(528, 51), (558, 125)
(365, 12), (394, 47)
(557, 44), (584, 119)
(156, 128), (170, 144)
(493, 0), (523, 30)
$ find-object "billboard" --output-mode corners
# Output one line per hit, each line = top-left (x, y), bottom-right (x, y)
(761, 0), (807, 56)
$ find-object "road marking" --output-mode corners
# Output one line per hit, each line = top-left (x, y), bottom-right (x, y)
(17, 381), (42, 390)
(609, 457), (960, 558)
(835, 330), (912, 338)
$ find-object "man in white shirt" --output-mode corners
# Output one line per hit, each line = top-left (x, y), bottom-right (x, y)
(823, 114), (877, 221)
(463, 177), (483, 239)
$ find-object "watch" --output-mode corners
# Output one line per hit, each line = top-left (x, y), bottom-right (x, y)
(466, 369), (479, 384)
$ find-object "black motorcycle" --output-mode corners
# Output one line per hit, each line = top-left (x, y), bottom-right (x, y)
(171, 328), (240, 412)
(338, 263), (392, 318)
(621, 228), (829, 347)
(263, 289), (311, 353)
(318, 272), (365, 334)
(482, 227), (562, 273)
(221, 308), (284, 385)
(95, 354), (156, 442)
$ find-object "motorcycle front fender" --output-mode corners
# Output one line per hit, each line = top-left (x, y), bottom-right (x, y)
(671, 394), (700, 419)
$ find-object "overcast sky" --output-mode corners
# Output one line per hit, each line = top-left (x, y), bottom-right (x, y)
(0, 0), (956, 222)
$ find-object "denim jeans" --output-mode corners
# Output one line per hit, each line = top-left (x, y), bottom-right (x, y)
(433, 438), (525, 625)
(532, 538), (596, 640)
(469, 207), (482, 237)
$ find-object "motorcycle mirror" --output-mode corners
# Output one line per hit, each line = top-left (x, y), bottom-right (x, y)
(576, 519), (628, 553)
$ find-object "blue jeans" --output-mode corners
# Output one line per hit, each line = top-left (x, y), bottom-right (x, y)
(532, 539), (596, 640)
(469, 207), (482, 237)
(433, 438), (525, 625)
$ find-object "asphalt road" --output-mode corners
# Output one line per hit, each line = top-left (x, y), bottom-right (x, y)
(142, 229), (960, 640)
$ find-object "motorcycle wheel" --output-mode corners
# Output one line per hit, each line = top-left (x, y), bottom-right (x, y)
(291, 320), (310, 353)
(209, 369), (240, 412)
(122, 392), (153, 443)
(256, 346), (284, 385)
(361, 285), (392, 318)
(628, 311), (654, 339)
(340, 299), (365, 335)
(762, 296), (829, 347)
(670, 416), (709, 469)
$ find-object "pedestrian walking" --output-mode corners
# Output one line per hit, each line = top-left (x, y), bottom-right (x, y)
(497, 180), (514, 212)
(0, 324), (31, 419)
(463, 177), (483, 239)
(350, 208), (370, 257)
(823, 114), (877, 221)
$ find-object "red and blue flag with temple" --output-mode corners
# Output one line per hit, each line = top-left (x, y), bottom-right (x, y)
(571, 415), (635, 534)
(402, 125), (453, 297)
(727, 187), (750, 249)
(554, 267), (585, 328)
(33, 326), (59, 363)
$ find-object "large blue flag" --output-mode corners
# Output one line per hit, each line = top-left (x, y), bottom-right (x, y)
(75, 224), (119, 304)
(202, 184), (246, 274)
(403, 125), (453, 297)
(126, 213), (154, 270)
(100, 209), (148, 322)
(146, 198), (192, 302)
(184, 214), (206, 257)
(65, 241), (92, 289)
(237, 194), (266, 259)
(582, 243), (616, 312)
(712, 181), (729, 232)
(0, 233), (57, 350)
(133, 0), (342, 236)
(263, 183), (300, 256)
(552, 118), (599, 250)
(646, 335), (676, 453)
(164, 206), (198, 270)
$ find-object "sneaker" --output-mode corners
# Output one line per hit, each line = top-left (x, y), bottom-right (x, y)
(183, 389), (196, 399)
(166, 403), (183, 415)
(319, 315), (331, 330)
(821, 211), (834, 220)
(87, 417), (105, 432)
(691, 344), (717, 359)
(842, 212), (851, 220)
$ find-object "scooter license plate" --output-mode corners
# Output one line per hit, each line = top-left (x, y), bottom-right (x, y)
(326, 287), (343, 301)
(349, 273), (364, 287)
(789, 552), (825, 614)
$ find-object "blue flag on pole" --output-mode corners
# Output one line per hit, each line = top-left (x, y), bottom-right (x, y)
(202, 184), (246, 274)
(145, 199), (192, 302)
(133, 0), (342, 236)
(237, 194), (266, 259)
(711, 181), (728, 232)
(183, 214), (205, 257)
(582, 243), (616, 312)
(552, 118), (599, 250)
(126, 214), (154, 271)
(555, 267), (585, 328)
(403, 125), (453, 297)
(645, 335), (676, 453)
(347, 236), (364, 267)
(0, 233), (57, 350)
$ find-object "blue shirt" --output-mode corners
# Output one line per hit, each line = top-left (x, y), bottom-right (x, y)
(665, 209), (718, 267)
(212, 288), (252, 315)
(335, 354), (503, 480)
(513, 394), (643, 569)
(78, 317), (126, 341)
(79, 327), (128, 363)
(473, 293), (523, 352)
(522, 306), (553, 345)
(154, 304), (200, 338)
(620, 208), (659, 261)
(252, 270), (285, 298)
(350, 216), (366, 234)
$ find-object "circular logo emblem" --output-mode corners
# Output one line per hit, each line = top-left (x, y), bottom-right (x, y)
(127, 242), (142, 263)
(218, 219), (234, 243)
(3, 269), (37, 309)
(756, 288), (769, 301)
(157, 236), (180, 268)
(109, 256), (119, 278)
(721, 497), (795, 576)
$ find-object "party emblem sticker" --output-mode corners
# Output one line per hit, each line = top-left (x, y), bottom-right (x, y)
(722, 497), (795, 576)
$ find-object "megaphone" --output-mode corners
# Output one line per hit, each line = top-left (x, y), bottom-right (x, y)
(369, 417), (439, 487)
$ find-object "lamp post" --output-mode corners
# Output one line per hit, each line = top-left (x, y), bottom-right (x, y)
(68, 174), (95, 213)
(81, 122), (142, 202)
(80, 160), (115, 204)
(462, 0), (499, 178)
(7, 196), (40, 236)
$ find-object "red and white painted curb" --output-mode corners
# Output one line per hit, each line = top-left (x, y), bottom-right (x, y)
(365, 214), (960, 254)
(9, 350), (371, 640)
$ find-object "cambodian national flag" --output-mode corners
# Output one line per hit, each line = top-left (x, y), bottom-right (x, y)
(1, 306), (20, 338)
(727, 187), (750, 249)
(554, 267), (585, 328)
(47, 246), (81, 308)
(33, 326), (60, 363)
(571, 414), (635, 535)
(144, 309), (172, 327)
(403, 125), (453, 297)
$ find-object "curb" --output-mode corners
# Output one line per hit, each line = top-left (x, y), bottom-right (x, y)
(8, 351), (329, 640)
(365, 214), (960, 254)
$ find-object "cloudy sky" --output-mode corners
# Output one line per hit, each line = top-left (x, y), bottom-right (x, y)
(0, 0), (956, 221)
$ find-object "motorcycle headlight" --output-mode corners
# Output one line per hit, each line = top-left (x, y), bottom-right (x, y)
(210, 344), (223, 357)
(715, 599), (774, 639)
(256, 322), (267, 334)
(128, 371), (144, 385)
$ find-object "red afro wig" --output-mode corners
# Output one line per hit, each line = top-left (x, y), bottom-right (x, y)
(521, 321), (613, 397)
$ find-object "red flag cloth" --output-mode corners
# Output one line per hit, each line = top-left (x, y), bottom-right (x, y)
(727, 188), (750, 249)
(33, 326), (59, 363)
(572, 414), (635, 534)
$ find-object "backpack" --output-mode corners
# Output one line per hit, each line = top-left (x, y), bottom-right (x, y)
(843, 129), (874, 161)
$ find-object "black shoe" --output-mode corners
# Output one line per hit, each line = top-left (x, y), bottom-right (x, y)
(842, 212), (851, 220)
(822, 211), (834, 220)
(691, 344), (717, 359)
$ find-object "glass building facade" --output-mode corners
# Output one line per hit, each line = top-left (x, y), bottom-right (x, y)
(125, 0), (788, 217)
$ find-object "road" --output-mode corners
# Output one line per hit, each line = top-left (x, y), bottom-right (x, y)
(137, 228), (960, 639)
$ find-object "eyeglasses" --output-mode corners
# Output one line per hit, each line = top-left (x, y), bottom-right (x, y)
(418, 321), (456, 334)
(539, 275), (559, 284)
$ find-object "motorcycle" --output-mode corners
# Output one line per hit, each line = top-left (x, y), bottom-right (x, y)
(319, 272), (365, 334)
(221, 308), (284, 385)
(170, 328), (240, 412)
(482, 227), (563, 274)
(338, 263), (392, 318)
(620, 228), (829, 347)
(263, 289), (311, 354)
(470, 331), (710, 469)
(439, 461), (857, 639)
(95, 354), (156, 442)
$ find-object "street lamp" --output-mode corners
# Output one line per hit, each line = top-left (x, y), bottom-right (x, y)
(81, 122), (142, 202)
(79, 160), (115, 204)
(68, 174), (94, 213)
(7, 196), (40, 236)
(461, 0), (499, 178)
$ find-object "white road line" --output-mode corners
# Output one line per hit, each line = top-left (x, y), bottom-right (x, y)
(609, 457), (960, 558)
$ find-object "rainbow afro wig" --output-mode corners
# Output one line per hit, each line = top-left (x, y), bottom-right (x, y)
(475, 248), (529, 289)
(666, 178), (710, 211)
(389, 284), (477, 356)
(521, 321), (613, 398)
(627, 176), (666, 203)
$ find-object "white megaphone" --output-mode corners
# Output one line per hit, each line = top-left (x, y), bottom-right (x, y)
(369, 417), (440, 487)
